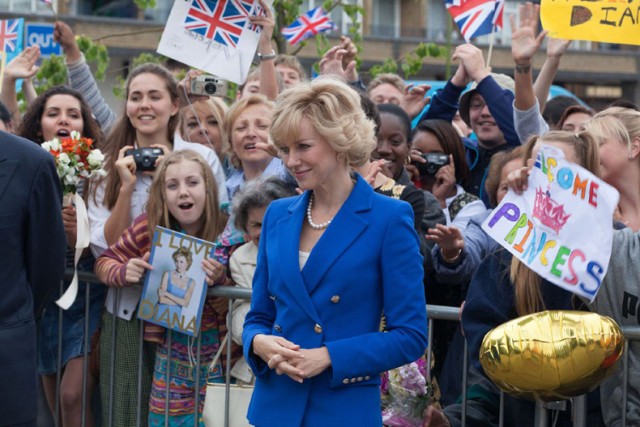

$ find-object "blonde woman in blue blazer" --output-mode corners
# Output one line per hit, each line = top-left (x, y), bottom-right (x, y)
(242, 78), (428, 427)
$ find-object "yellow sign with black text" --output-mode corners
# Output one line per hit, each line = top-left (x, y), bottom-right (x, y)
(541, 0), (640, 45)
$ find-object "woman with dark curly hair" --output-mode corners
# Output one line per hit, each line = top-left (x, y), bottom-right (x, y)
(16, 85), (105, 427)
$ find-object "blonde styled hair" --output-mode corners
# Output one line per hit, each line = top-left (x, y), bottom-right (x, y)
(511, 130), (601, 316)
(172, 246), (193, 270)
(224, 94), (275, 169)
(147, 150), (227, 242)
(179, 97), (229, 152)
(586, 106), (640, 150)
(271, 77), (376, 167)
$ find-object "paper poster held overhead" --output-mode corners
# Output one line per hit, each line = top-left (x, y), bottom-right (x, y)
(157, 0), (272, 85)
(541, 0), (640, 46)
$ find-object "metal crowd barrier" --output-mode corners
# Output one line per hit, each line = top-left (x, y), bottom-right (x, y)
(44, 270), (637, 427)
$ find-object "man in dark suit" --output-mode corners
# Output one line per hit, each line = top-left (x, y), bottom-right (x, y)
(0, 130), (66, 426)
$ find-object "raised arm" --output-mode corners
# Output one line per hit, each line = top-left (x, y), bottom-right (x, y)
(252, 0), (279, 101)
(0, 46), (40, 129)
(511, 3), (547, 112)
(534, 37), (572, 113)
(54, 20), (117, 133)
(510, 3), (550, 142)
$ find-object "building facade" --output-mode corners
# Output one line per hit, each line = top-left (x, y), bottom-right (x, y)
(3, 0), (639, 108)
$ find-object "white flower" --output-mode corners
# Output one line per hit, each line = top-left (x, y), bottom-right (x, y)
(49, 138), (61, 152)
(41, 141), (51, 151)
(64, 174), (80, 186)
(58, 152), (71, 165)
(87, 149), (105, 168)
(70, 130), (81, 140)
(92, 169), (107, 178)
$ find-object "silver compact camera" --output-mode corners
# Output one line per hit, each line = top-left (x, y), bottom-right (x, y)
(190, 75), (227, 97)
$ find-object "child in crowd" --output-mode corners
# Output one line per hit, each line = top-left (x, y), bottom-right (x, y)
(460, 130), (605, 426)
(227, 177), (296, 384)
(95, 150), (232, 426)
(87, 63), (229, 426)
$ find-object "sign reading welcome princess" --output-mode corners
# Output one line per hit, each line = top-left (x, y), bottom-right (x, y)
(482, 145), (619, 301)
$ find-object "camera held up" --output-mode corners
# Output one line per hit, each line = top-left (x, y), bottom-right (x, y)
(190, 75), (228, 97)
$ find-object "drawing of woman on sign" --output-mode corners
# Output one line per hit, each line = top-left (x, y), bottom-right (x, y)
(155, 246), (196, 321)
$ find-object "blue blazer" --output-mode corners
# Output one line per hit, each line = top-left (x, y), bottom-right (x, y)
(243, 175), (428, 427)
(0, 132), (66, 425)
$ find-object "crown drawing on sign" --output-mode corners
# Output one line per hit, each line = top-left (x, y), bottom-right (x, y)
(532, 187), (571, 234)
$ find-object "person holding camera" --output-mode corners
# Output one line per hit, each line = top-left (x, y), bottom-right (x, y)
(86, 63), (230, 426)
(53, 21), (228, 203)
(409, 119), (486, 231)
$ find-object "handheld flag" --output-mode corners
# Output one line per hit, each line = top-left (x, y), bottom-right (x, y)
(281, 7), (336, 46)
(445, 0), (502, 42)
(0, 19), (24, 65)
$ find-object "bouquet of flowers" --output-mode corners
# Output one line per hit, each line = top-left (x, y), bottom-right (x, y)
(41, 131), (105, 309)
(41, 130), (105, 196)
(381, 356), (434, 427)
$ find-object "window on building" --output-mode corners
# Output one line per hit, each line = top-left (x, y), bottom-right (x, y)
(7, 0), (54, 14)
(371, 0), (399, 38)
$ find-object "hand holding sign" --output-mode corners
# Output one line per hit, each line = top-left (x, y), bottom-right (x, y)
(483, 145), (619, 301)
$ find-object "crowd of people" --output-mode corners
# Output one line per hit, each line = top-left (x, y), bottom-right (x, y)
(2, 1), (640, 426)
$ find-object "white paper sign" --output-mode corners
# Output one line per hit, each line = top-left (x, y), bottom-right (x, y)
(482, 145), (619, 301)
(157, 0), (271, 85)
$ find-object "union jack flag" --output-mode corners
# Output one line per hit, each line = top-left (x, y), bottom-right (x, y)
(492, 0), (504, 29)
(281, 7), (336, 46)
(0, 19), (22, 54)
(247, 3), (266, 32)
(184, 0), (248, 48)
(232, 0), (263, 33)
(445, 0), (502, 42)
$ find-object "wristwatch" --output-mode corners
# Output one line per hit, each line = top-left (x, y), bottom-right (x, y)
(257, 49), (277, 61)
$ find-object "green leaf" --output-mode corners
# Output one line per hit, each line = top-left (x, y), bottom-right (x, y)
(428, 43), (441, 57)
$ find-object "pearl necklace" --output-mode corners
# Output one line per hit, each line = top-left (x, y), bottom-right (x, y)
(306, 194), (333, 230)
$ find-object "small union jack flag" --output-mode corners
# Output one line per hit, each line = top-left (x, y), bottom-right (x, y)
(233, 0), (263, 33)
(492, 0), (504, 29)
(281, 7), (336, 46)
(247, 3), (266, 33)
(0, 19), (22, 53)
(184, 0), (248, 48)
(445, 0), (502, 42)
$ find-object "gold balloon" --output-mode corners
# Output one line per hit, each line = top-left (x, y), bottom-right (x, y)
(479, 310), (624, 401)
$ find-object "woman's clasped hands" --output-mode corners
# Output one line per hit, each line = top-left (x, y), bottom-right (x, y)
(252, 334), (331, 383)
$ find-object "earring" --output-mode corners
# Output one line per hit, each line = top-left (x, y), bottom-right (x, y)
(405, 155), (412, 165)
(629, 154), (635, 160)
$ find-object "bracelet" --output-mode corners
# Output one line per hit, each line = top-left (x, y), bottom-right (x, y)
(440, 248), (462, 264)
(257, 49), (277, 61)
